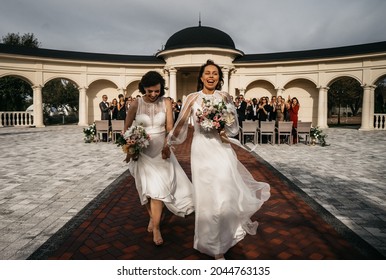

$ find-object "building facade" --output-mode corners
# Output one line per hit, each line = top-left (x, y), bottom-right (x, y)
(1, 25), (386, 130)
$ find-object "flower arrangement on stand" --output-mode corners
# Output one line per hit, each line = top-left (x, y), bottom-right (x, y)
(310, 126), (328, 146)
(116, 124), (150, 162)
(196, 98), (236, 131)
(83, 123), (96, 143)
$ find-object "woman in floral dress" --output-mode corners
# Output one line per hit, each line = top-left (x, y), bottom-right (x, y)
(124, 71), (194, 246)
(168, 60), (270, 259)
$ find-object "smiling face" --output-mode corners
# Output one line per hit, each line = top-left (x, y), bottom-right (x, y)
(143, 83), (161, 102)
(200, 65), (219, 94)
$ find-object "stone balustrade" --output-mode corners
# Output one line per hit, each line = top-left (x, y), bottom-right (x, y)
(374, 114), (386, 130)
(0, 111), (34, 127)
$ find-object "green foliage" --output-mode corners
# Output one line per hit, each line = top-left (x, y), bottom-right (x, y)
(0, 32), (40, 111)
(310, 126), (328, 146)
(328, 77), (362, 116)
(43, 79), (79, 111)
(0, 76), (32, 111)
(1, 32), (41, 48)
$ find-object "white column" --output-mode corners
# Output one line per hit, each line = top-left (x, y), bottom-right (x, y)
(317, 86), (328, 128)
(276, 87), (284, 97)
(169, 68), (177, 101)
(78, 87), (88, 126)
(228, 68), (236, 97)
(369, 85), (376, 129)
(222, 67), (229, 93)
(32, 85), (45, 127)
(360, 85), (375, 130)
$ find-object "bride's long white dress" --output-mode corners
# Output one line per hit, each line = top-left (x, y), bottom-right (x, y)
(169, 90), (270, 257)
(128, 97), (194, 217)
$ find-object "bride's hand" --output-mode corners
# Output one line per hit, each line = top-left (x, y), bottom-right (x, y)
(162, 145), (171, 159)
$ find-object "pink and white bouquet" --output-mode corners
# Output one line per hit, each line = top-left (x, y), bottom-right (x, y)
(118, 124), (150, 162)
(196, 98), (236, 131)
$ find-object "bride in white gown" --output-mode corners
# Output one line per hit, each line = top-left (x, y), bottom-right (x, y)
(168, 60), (270, 259)
(124, 71), (194, 246)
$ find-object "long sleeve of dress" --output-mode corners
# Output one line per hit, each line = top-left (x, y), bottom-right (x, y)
(167, 93), (199, 145)
(219, 91), (239, 137)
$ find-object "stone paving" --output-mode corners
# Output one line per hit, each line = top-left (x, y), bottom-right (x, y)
(0, 124), (385, 259)
(246, 127), (386, 256)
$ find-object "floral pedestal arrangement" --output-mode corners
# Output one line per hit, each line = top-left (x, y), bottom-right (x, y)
(83, 123), (96, 143)
(310, 126), (327, 146)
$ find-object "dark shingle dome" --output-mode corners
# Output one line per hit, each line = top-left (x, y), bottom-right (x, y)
(164, 25), (236, 50)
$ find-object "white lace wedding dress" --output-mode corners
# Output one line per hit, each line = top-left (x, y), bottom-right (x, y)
(128, 97), (194, 217)
(169, 90), (270, 257)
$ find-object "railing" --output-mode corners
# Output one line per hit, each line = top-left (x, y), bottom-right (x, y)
(374, 114), (386, 130)
(0, 111), (34, 127)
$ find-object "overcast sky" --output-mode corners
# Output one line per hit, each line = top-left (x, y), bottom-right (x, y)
(1, 0), (386, 56)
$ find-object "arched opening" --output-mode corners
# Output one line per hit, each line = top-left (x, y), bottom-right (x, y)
(245, 80), (275, 100)
(327, 77), (362, 127)
(374, 76), (386, 113)
(0, 75), (34, 126)
(283, 79), (318, 124)
(126, 81), (140, 98)
(42, 78), (79, 125)
(88, 79), (118, 123)
(374, 75), (386, 129)
(0, 75), (33, 111)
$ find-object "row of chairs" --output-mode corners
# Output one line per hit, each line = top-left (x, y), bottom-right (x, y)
(94, 120), (125, 142)
(239, 121), (313, 145)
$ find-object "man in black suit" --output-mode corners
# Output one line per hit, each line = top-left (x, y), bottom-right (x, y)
(236, 94), (247, 127)
(99, 95), (112, 141)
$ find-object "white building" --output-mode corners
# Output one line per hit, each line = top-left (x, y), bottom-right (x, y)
(1, 24), (386, 130)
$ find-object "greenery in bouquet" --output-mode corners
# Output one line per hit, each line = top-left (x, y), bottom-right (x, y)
(118, 124), (150, 162)
(196, 98), (236, 131)
(83, 123), (96, 143)
(310, 126), (328, 146)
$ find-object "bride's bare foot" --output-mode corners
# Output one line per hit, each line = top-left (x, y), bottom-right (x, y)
(215, 254), (225, 260)
(153, 228), (163, 246)
(147, 218), (153, 233)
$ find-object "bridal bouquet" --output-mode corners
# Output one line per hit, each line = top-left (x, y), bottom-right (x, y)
(196, 98), (236, 131)
(117, 124), (150, 162)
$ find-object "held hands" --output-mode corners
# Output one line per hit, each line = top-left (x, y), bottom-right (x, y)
(162, 144), (171, 159)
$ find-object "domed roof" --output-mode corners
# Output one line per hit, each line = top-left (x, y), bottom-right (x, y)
(164, 25), (236, 51)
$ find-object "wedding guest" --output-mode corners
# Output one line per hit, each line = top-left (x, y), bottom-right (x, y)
(286, 95), (300, 144)
(111, 98), (118, 120)
(174, 99), (182, 123)
(123, 71), (194, 246)
(246, 98), (259, 121)
(237, 94), (247, 127)
(269, 96), (277, 121)
(117, 94), (126, 121)
(275, 96), (285, 122)
(167, 59), (270, 260)
(99, 94), (112, 141)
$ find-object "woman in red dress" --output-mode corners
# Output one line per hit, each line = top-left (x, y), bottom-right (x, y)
(286, 96), (300, 144)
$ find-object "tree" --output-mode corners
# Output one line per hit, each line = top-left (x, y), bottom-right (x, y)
(43, 79), (78, 112)
(0, 33), (41, 111)
(0, 77), (32, 111)
(328, 77), (362, 120)
(1, 32), (41, 48)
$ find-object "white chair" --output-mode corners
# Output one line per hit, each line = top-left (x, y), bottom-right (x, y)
(276, 121), (293, 145)
(111, 120), (125, 142)
(239, 121), (259, 144)
(257, 121), (276, 145)
(296, 121), (312, 144)
(95, 120), (109, 142)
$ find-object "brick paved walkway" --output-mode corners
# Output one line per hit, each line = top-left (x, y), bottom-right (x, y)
(28, 129), (381, 260)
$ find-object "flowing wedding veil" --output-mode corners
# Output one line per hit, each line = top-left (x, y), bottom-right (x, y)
(167, 91), (239, 145)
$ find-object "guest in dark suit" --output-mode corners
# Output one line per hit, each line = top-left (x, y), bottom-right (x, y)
(99, 94), (112, 141)
(236, 94), (247, 127)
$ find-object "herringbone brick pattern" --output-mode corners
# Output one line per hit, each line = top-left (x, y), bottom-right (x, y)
(34, 129), (369, 260)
